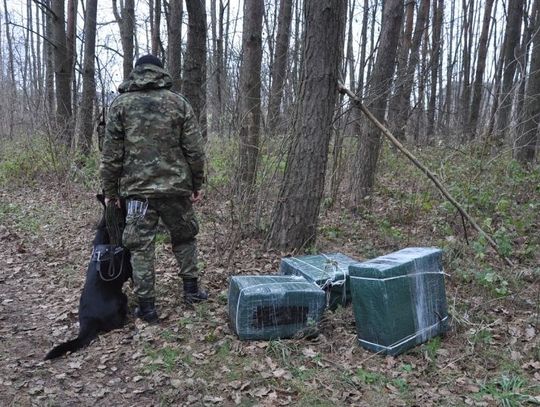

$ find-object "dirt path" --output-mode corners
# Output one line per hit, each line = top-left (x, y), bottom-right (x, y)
(1, 186), (538, 406)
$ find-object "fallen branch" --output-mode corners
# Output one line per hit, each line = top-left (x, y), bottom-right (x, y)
(338, 82), (513, 267)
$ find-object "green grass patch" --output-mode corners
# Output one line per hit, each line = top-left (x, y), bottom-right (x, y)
(478, 374), (537, 407)
(0, 202), (41, 233)
(144, 345), (183, 373)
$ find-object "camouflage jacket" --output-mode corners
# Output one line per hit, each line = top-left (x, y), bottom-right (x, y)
(100, 64), (205, 198)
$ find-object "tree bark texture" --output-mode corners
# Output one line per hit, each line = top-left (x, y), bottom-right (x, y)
(389, 0), (429, 142)
(356, 0), (369, 98)
(151, 0), (162, 57)
(79, 0), (98, 155)
(459, 0), (474, 132)
(52, 0), (73, 144)
(113, 0), (135, 80)
(183, 0), (207, 139)
(237, 0), (264, 189)
(44, 0), (55, 114)
(166, 0), (182, 91)
(67, 0), (78, 125)
(495, 0), (524, 144)
(268, 0), (347, 251)
(469, 0), (495, 137)
(516, 0), (540, 164)
(427, 0), (443, 138)
(267, 0), (293, 133)
(351, 0), (404, 203)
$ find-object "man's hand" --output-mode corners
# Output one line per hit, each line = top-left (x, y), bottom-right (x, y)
(191, 190), (203, 204)
(105, 197), (121, 208)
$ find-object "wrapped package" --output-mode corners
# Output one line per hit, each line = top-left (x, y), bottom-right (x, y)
(280, 253), (356, 309)
(349, 247), (449, 355)
(228, 275), (326, 340)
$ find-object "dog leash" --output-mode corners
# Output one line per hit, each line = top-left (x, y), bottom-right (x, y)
(105, 203), (124, 246)
(92, 245), (126, 282)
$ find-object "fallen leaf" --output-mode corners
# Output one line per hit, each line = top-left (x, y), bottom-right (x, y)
(302, 347), (318, 358)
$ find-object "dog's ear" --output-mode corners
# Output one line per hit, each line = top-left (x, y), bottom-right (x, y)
(96, 194), (106, 207)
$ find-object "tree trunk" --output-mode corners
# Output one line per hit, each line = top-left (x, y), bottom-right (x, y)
(44, 0), (55, 114)
(443, 0), (455, 129)
(79, 0), (98, 156)
(516, 0), (540, 164)
(389, 0), (430, 142)
(459, 0), (474, 134)
(183, 0), (207, 139)
(468, 0), (495, 138)
(166, 0), (183, 91)
(356, 0), (369, 97)
(515, 1), (537, 140)
(267, 0), (293, 133)
(67, 0), (78, 129)
(113, 0), (135, 80)
(494, 0), (524, 145)
(237, 0), (264, 190)
(268, 0), (347, 251)
(390, 0), (414, 119)
(52, 0), (73, 145)
(426, 0), (443, 139)
(345, 0), (356, 91)
(351, 0), (404, 203)
(289, 0), (304, 105)
(151, 0), (161, 57)
(216, 0), (227, 133)
(3, 0), (16, 139)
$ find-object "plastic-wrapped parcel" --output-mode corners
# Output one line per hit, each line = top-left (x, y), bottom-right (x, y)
(349, 247), (449, 355)
(280, 253), (356, 309)
(228, 275), (326, 340)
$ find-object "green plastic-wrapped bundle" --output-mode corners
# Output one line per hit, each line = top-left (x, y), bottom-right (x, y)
(280, 253), (356, 309)
(349, 247), (449, 356)
(228, 275), (326, 340)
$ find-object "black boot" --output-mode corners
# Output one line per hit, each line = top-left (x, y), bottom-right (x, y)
(135, 298), (159, 323)
(183, 278), (208, 304)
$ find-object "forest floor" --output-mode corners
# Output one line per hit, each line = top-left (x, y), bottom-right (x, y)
(0, 145), (539, 406)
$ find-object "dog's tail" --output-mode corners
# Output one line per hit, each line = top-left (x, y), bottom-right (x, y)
(44, 329), (98, 360)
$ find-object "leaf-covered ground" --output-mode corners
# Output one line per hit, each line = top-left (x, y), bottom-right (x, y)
(1, 153), (539, 406)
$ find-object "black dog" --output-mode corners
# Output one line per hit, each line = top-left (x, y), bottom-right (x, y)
(45, 195), (132, 360)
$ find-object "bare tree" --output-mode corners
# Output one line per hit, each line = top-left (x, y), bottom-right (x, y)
(516, 0), (540, 164)
(469, 0), (495, 137)
(113, 0), (135, 80)
(459, 0), (474, 133)
(165, 0), (183, 91)
(389, 0), (430, 142)
(356, 0), (369, 98)
(351, 0), (404, 203)
(183, 0), (207, 139)
(3, 0), (15, 138)
(150, 0), (162, 57)
(79, 0), (98, 155)
(268, 0), (347, 250)
(51, 0), (73, 144)
(267, 0), (293, 133)
(495, 0), (525, 145)
(237, 0), (264, 190)
(427, 0), (443, 139)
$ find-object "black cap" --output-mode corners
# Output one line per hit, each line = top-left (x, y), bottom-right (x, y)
(134, 54), (163, 68)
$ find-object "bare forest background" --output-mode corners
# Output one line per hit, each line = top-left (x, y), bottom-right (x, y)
(1, 1), (540, 405)
(1, 0), (540, 251)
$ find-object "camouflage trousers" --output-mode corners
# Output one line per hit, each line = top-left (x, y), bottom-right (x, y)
(123, 196), (199, 299)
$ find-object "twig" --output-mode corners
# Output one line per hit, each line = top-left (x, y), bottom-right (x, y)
(338, 82), (513, 267)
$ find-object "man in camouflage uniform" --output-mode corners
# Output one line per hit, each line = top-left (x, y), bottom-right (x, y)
(100, 54), (207, 323)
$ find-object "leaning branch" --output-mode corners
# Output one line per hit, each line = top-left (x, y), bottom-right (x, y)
(338, 82), (513, 267)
